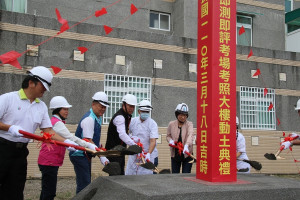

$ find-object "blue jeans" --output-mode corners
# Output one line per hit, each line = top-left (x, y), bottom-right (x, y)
(69, 154), (91, 194)
(171, 157), (192, 173)
(39, 165), (59, 200)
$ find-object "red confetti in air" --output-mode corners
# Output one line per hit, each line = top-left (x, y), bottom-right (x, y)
(264, 88), (268, 96)
(104, 25), (113, 35)
(95, 7), (107, 17)
(268, 103), (274, 111)
(253, 69), (261, 77)
(239, 26), (245, 35)
(51, 66), (62, 74)
(130, 4), (138, 15)
(282, 131), (285, 136)
(77, 47), (88, 54)
(0, 51), (22, 69)
(276, 118), (280, 126)
(247, 49), (253, 59)
(55, 8), (69, 33)
(294, 159), (300, 163)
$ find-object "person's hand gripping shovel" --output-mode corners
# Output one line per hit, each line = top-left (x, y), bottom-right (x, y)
(169, 142), (196, 163)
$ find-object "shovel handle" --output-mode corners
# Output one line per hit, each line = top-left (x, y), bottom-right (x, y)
(19, 130), (87, 152)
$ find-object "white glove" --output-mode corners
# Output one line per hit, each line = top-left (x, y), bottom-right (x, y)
(290, 132), (299, 139)
(169, 139), (175, 146)
(131, 136), (140, 143)
(64, 139), (78, 152)
(281, 141), (292, 150)
(8, 125), (23, 137)
(183, 144), (189, 155)
(100, 157), (109, 166)
(144, 152), (151, 161)
(86, 142), (97, 151)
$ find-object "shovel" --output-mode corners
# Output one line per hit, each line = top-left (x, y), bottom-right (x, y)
(111, 144), (143, 155)
(137, 156), (170, 174)
(264, 146), (286, 160)
(19, 130), (121, 157)
(169, 143), (196, 163)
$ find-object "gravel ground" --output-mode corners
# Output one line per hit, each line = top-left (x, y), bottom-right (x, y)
(24, 177), (77, 200)
(24, 174), (300, 200)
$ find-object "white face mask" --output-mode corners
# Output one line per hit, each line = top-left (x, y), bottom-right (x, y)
(140, 112), (150, 120)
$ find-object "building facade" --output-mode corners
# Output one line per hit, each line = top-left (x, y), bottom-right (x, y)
(1, 0), (300, 177)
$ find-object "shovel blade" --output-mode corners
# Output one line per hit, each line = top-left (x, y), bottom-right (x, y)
(102, 162), (121, 176)
(122, 145), (143, 155)
(264, 153), (277, 160)
(159, 169), (171, 174)
(140, 162), (156, 170)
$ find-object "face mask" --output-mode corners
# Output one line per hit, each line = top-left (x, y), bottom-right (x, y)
(140, 112), (150, 120)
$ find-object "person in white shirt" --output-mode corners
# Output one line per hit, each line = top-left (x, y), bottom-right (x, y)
(125, 100), (159, 175)
(0, 66), (76, 200)
(236, 116), (251, 173)
(281, 99), (300, 150)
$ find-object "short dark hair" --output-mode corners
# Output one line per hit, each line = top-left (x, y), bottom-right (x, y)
(22, 75), (40, 89)
(52, 108), (62, 115)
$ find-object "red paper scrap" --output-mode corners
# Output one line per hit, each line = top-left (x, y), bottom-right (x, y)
(104, 25), (113, 35)
(239, 26), (245, 35)
(252, 69), (261, 77)
(130, 4), (138, 15)
(78, 47), (88, 54)
(55, 8), (69, 33)
(95, 8), (107, 17)
(0, 51), (22, 69)
(51, 66), (62, 74)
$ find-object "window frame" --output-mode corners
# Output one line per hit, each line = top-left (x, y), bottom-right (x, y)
(236, 14), (253, 46)
(239, 86), (276, 130)
(103, 74), (152, 124)
(285, 0), (293, 13)
(149, 11), (171, 31)
(1, 0), (27, 13)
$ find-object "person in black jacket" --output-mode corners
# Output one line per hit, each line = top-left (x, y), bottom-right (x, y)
(105, 94), (138, 175)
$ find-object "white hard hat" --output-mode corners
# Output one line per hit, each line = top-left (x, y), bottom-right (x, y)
(295, 99), (300, 111)
(49, 96), (72, 109)
(92, 92), (110, 107)
(122, 94), (137, 106)
(138, 100), (153, 111)
(175, 103), (188, 114)
(28, 66), (53, 91)
(236, 116), (239, 125)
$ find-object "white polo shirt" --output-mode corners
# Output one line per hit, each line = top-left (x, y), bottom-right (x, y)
(0, 89), (52, 143)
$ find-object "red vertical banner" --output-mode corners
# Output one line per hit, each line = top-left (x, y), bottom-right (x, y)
(197, 0), (236, 182)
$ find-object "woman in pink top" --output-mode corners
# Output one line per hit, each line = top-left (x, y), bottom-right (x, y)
(38, 96), (97, 200)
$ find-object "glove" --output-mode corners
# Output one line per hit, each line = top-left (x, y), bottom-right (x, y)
(183, 144), (189, 155)
(169, 139), (175, 146)
(131, 136), (140, 143)
(8, 125), (23, 137)
(144, 152), (151, 161)
(64, 139), (78, 152)
(100, 157), (109, 166)
(86, 142), (97, 151)
(290, 132), (299, 139)
(281, 141), (292, 150)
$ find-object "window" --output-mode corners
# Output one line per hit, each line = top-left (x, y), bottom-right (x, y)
(285, 0), (293, 13)
(240, 86), (276, 130)
(236, 15), (252, 46)
(0, 0), (26, 13)
(149, 11), (170, 31)
(103, 74), (152, 124)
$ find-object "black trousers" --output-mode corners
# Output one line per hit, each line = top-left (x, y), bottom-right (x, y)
(0, 137), (28, 200)
(39, 165), (59, 200)
(108, 156), (125, 175)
